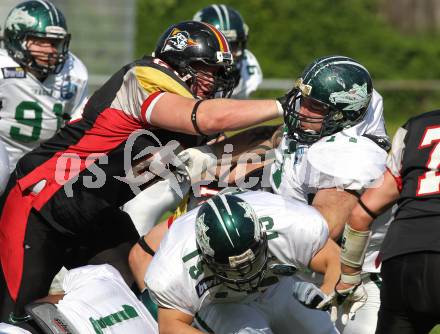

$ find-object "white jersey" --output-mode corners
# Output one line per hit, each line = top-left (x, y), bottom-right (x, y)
(270, 89), (389, 273)
(0, 323), (31, 334)
(146, 190), (328, 316)
(57, 264), (158, 334)
(0, 48), (88, 170)
(232, 50), (262, 98)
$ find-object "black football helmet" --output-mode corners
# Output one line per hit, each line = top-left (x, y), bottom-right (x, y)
(195, 194), (268, 292)
(154, 21), (235, 99)
(3, 0), (70, 76)
(283, 55), (373, 144)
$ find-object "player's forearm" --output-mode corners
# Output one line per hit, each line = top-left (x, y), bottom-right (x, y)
(319, 248), (341, 295)
(210, 125), (281, 165)
(309, 239), (341, 295)
(197, 99), (281, 135)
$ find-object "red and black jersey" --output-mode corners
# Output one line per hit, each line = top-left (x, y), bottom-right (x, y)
(383, 110), (440, 261)
(8, 56), (202, 234)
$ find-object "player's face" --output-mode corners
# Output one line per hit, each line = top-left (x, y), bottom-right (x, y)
(229, 41), (242, 61)
(190, 62), (220, 99)
(26, 36), (61, 67)
(298, 96), (329, 132)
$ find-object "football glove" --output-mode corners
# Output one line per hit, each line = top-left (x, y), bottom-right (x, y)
(317, 282), (368, 324)
(292, 281), (327, 309)
(177, 145), (217, 182)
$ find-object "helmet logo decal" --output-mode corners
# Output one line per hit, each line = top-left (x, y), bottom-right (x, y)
(237, 201), (261, 241)
(162, 28), (198, 53)
(329, 82), (370, 111)
(196, 213), (215, 257)
(5, 8), (37, 31)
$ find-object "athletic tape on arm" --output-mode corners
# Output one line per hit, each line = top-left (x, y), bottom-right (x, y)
(340, 224), (371, 268)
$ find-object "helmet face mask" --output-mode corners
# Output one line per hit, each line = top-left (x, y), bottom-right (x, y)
(205, 236), (268, 292)
(4, 0), (70, 76)
(284, 56), (373, 144)
(195, 194), (268, 292)
(154, 21), (235, 99)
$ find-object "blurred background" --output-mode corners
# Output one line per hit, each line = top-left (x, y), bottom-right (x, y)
(2, 0), (440, 135)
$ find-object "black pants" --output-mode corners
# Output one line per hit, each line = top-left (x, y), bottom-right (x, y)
(0, 206), (138, 333)
(376, 252), (440, 334)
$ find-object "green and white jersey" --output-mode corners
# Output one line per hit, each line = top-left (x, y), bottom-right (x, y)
(146, 190), (328, 316)
(57, 264), (158, 334)
(232, 50), (262, 98)
(0, 48), (88, 170)
(270, 89), (389, 273)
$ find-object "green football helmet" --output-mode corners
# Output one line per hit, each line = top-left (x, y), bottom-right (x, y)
(193, 4), (249, 85)
(284, 56), (373, 144)
(195, 194), (268, 292)
(3, 0), (70, 76)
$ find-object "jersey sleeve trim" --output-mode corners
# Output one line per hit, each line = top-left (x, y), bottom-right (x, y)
(140, 91), (164, 125)
(386, 166), (403, 192)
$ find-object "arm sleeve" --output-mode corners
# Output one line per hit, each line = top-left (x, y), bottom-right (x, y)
(386, 126), (408, 178)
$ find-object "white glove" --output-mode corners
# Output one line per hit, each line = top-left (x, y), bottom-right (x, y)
(177, 145), (217, 182)
(317, 282), (368, 324)
(292, 281), (327, 309)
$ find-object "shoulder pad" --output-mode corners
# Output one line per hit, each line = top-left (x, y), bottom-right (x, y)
(0, 49), (23, 79)
(307, 134), (387, 188)
(59, 52), (88, 82)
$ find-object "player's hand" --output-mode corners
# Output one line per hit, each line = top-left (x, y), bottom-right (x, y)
(292, 281), (327, 309)
(317, 280), (368, 324)
(177, 145), (217, 181)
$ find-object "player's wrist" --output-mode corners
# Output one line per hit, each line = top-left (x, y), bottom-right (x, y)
(340, 272), (362, 286)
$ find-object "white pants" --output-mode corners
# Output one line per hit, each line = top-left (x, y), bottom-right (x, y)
(195, 277), (339, 334)
(122, 179), (190, 236)
(337, 274), (381, 334)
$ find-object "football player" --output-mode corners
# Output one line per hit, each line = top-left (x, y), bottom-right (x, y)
(270, 55), (390, 333)
(27, 264), (158, 334)
(146, 190), (340, 333)
(123, 4), (264, 236)
(0, 0), (88, 171)
(320, 110), (440, 334)
(193, 4), (262, 98)
(0, 20), (287, 330)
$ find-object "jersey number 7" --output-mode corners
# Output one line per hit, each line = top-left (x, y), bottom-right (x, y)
(417, 125), (440, 196)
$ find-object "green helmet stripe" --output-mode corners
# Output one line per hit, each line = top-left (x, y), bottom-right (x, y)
(211, 4), (225, 30)
(307, 59), (370, 84)
(304, 56), (344, 83)
(332, 60), (370, 74)
(207, 198), (236, 248)
(37, 0), (54, 25)
(218, 194), (242, 237)
(220, 4), (230, 30)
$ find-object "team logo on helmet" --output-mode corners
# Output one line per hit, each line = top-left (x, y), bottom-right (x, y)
(5, 7), (36, 31)
(329, 82), (371, 111)
(196, 213), (215, 257)
(237, 201), (261, 241)
(162, 28), (198, 53)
